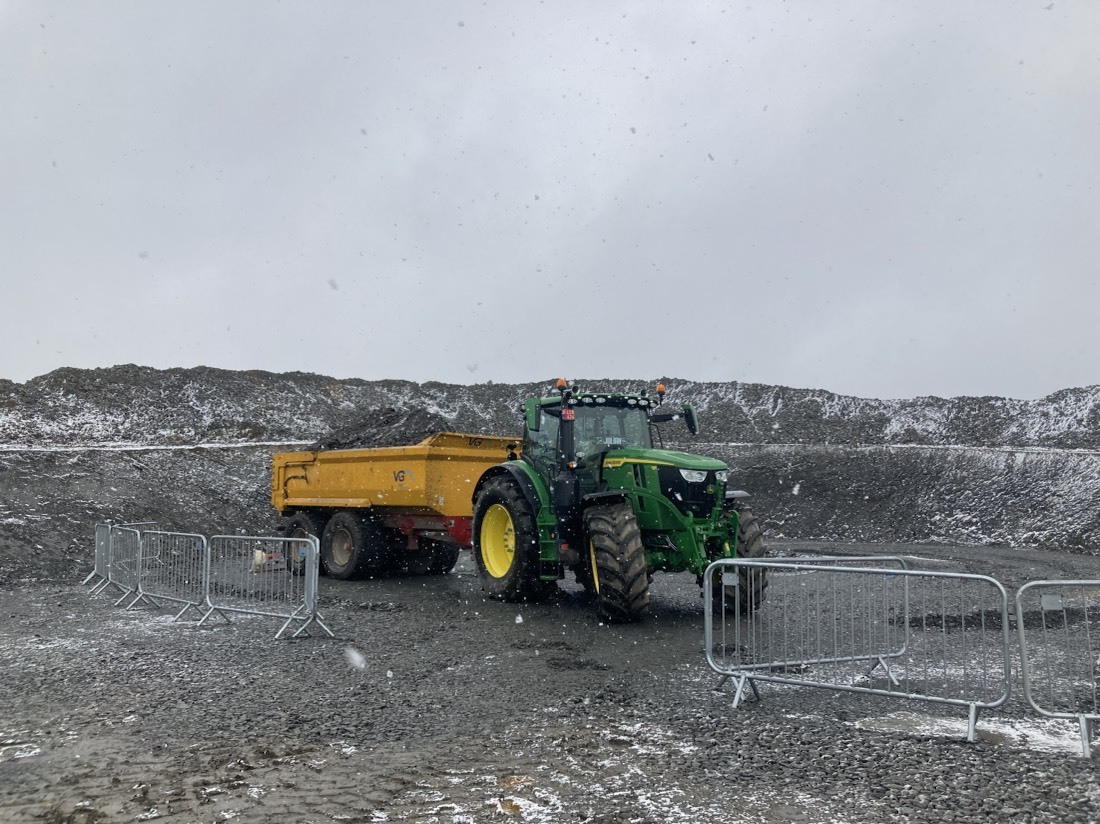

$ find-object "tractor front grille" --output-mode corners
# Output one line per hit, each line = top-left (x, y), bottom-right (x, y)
(657, 467), (718, 518)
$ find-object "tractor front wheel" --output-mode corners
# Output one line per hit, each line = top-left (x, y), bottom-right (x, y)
(737, 509), (768, 610)
(711, 507), (768, 614)
(584, 502), (649, 623)
(473, 477), (551, 602)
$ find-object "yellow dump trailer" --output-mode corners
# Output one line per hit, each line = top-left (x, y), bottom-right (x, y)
(272, 432), (518, 579)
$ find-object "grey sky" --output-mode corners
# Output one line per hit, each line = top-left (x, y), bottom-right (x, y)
(2, 1), (1097, 400)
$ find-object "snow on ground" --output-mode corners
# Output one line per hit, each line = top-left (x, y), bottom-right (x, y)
(851, 710), (1089, 756)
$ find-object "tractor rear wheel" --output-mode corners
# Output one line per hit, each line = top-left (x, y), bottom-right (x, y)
(473, 477), (552, 602)
(320, 511), (396, 580)
(584, 502), (649, 623)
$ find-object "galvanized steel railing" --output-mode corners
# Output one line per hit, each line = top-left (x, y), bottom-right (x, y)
(127, 530), (209, 619)
(201, 535), (330, 638)
(81, 522), (112, 590)
(106, 526), (143, 606)
(706, 558), (1013, 742)
(85, 522), (158, 597)
(1015, 580), (1100, 758)
(84, 523), (332, 639)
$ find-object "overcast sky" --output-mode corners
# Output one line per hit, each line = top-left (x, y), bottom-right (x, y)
(2, 2), (1097, 400)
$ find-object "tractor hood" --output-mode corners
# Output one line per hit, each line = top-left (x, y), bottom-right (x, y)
(598, 448), (726, 471)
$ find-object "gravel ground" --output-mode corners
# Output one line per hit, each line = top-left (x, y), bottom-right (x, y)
(3, 542), (1100, 824)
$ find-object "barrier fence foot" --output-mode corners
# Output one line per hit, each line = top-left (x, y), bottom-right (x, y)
(731, 674), (760, 709)
(868, 656), (901, 688)
(125, 592), (161, 611)
(277, 609), (335, 640)
(966, 704), (979, 743)
(197, 606), (233, 627)
(172, 602), (205, 622)
(295, 613), (334, 639)
(1080, 716), (1094, 759)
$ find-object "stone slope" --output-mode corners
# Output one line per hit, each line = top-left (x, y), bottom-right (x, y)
(0, 366), (1097, 583)
(2, 365), (1099, 449)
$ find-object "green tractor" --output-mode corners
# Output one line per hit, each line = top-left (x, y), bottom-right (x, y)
(472, 380), (767, 622)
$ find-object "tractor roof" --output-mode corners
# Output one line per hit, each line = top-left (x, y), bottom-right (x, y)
(535, 390), (659, 410)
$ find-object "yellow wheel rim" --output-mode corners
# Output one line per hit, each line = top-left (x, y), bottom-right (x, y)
(481, 504), (516, 578)
(331, 528), (353, 567)
(588, 539), (600, 594)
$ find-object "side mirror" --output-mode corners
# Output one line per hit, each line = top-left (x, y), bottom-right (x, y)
(684, 404), (699, 435)
(524, 398), (540, 432)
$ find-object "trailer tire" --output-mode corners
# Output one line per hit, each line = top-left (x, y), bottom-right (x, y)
(473, 476), (551, 602)
(320, 512), (393, 580)
(398, 540), (462, 575)
(425, 541), (461, 574)
(283, 511), (327, 576)
(584, 502), (649, 623)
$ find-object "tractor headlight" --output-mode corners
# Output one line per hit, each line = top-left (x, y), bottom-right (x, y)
(715, 470), (728, 483)
(679, 468), (708, 483)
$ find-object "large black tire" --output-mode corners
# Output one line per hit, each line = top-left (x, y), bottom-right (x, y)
(396, 539), (462, 576)
(424, 541), (461, 574)
(711, 508), (768, 614)
(574, 552), (598, 594)
(473, 476), (552, 602)
(320, 511), (397, 580)
(585, 502), (649, 623)
(736, 508), (768, 612)
(283, 511), (328, 576)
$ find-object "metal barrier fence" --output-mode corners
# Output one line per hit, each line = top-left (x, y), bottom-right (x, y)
(1016, 581), (1100, 758)
(84, 524), (332, 639)
(201, 535), (331, 639)
(86, 522), (158, 596)
(106, 526), (143, 606)
(82, 523), (112, 589)
(129, 531), (209, 620)
(706, 559), (1013, 741)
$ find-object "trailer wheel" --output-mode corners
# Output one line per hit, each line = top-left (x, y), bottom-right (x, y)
(710, 508), (768, 614)
(584, 502), (649, 623)
(320, 512), (393, 580)
(424, 541), (461, 574)
(397, 540), (462, 575)
(473, 476), (551, 602)
(283, 511), (327, 576)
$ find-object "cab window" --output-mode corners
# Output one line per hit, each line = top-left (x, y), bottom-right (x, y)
(526, 407), (560, 467)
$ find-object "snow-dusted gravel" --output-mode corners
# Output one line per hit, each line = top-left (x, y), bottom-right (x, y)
(3, 367), (1100, 820)
(3, 545), (1100, 823)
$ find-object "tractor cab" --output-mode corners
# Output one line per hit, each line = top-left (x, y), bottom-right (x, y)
(522, 380), (697, 481)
